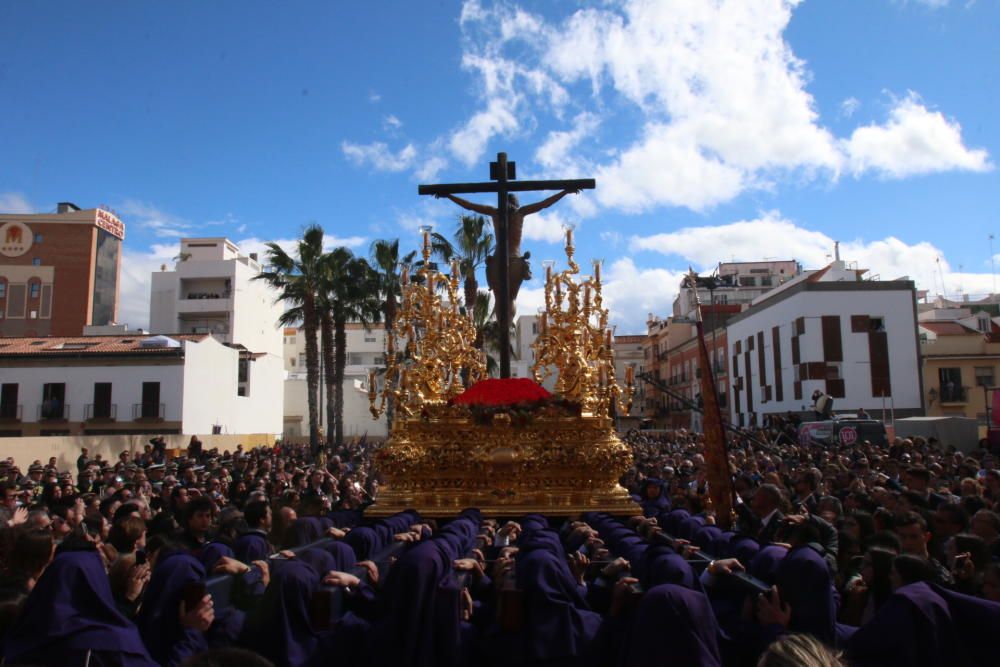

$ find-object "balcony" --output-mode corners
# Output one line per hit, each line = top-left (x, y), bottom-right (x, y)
(85, 403), (117, 422)
(0, 404), (22, 423)
(177, 296), (232, 317)
(132, 402), (165, 421)
(38, 404), (70, 422)
(938, 386), (968, 404)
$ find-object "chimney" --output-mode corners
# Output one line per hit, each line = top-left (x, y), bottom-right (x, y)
(834, 241), (841, 262)
(57, 202), (80, 213)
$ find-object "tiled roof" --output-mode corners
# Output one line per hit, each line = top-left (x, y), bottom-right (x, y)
(920, 322), (976, 336)
(614, 335), (646, 343)
(0, 334), (208, 357)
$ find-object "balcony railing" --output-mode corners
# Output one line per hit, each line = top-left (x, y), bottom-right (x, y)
(85, 403), (117, 421)
(939, 386), (968, 404)
(132, 402), (165, 420)
(0, 404), (22, 422)
(38, 404), (70, 421)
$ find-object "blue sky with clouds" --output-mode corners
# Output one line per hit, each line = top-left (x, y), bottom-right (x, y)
(1, 0), (997, 333)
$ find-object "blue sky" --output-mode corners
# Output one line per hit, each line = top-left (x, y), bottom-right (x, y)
(1, 0), (997, 333)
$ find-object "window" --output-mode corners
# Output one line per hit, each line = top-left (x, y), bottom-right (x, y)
(739, 276), (756, 287)
(760, 276), (773, 286)
(364, 335), (377, 343)
(869, 317), (885, 332)
(348, 353), (364, 366)
(374, 355), (385, 365)
(978, 316), (991, 333)
(298, 353), (307, 367)
(716, 294), (728, 304)
(41, 383), (66, 420)
(0, 282), (5, 298)
(31, 258), (41, 266)
(975, 366), (995, 388)
(290, 358), (296, 367)
(33, 234), (42, 243)
(238, 358), (250, 396)
(140, 382), (161, 419)
(0, 384), (18, 420)
(92, 382), (112, 419)
(938, 367), (963, 403)
(29, 283), (39, 298)
(532, 322), (538, 334)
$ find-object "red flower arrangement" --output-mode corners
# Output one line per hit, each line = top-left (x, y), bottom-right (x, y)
(452, 378), (552, 407)
(450, 378), (578, 426)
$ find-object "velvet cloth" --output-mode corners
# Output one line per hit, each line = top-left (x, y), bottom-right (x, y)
(2, 550), (157, 667)
(373, 537), (466, 667)
(242, 558), (368, 667)
(200, 541), (234, 572)
(344, 526), (380, 560)
(775, 545), (836, 645)
(515, 528), (603, 665)
(137, 549), (213, 666)
(848, 582), (1000, 667)
(234, 530), (271, 563)
(635, 545), (700, 592)
(748, 545), (787, 585)
(621, 584), (723, 667)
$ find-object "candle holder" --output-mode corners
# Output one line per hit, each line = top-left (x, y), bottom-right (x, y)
(532, 242), (634, 417)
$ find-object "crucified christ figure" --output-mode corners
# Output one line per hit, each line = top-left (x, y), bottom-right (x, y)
(436, 188), (580, 321)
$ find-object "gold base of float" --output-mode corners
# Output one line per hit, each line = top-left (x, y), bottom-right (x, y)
(366, 412), (638, 517)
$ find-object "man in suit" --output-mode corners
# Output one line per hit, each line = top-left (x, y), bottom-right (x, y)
(739, 483), (785, 543)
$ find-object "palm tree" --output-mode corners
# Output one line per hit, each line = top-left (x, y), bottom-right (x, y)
(431, 215), (494, 315)
(471, 290), (504, 376)
(322, 248), (382, 449)
(254, 225), (326, 453)
(369, 239), (416, 434)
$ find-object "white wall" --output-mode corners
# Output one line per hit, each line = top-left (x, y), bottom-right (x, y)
(283, 373), (387, 439)
(3, 360), (184, 424)
(229, 260), (283, 357)
(727, 285), (921, 422)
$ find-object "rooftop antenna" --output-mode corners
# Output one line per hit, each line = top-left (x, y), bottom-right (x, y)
(990, 234), (996, 296)
(935, 257), (947, 298)
(834, 241), (841, 262)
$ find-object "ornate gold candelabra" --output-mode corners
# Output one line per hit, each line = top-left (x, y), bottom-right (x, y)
(368, 225), (486, 421)
(367, 226), (639, 517)
(533, 227), (635, 417)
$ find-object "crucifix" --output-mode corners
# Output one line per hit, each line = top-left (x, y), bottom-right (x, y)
(419, 151), (595, 378)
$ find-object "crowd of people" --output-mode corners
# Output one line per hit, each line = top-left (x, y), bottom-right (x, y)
(0, 424), (996, 666)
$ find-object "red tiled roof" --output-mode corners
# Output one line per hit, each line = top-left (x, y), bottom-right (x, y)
(614, 335), (646, 343)
(0, 334), (208, 357)
(920, 322), (976, 336)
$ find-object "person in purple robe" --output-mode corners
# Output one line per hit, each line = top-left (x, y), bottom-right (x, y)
(620, 583), (723, 667)
(847, 581), (1000, 667)
(514, 527), (604, 666)
(137, 548), (218, 666)
(242, 558), (369, 667)
(371, 536), (468, 667)
(638, 478), (670, 517)
(2, 550), (157, 667)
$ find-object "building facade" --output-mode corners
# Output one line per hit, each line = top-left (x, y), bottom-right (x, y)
(282, 324), (389, 439)
(150, 238), (283, 357)
(0, 202), (124, 336)
(726, 262), (923, 426)
(0, 334), (283, 437)
(919, 305), (1000, 426)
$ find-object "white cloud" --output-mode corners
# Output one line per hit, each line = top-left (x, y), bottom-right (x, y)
(235, 234), (367, 260)
(601, 257), (688, 333)
(368, 91), (381, 103)
(384, 114), (402, 131)
(629, 211), (993, 304)
(840, 96), (860, 118)
(341, 141), (418, 173)
(523, 210), (571, 244)
(843, 93), (991, 178)
(535, 112), (600, 169)
(0, 192), (36, 214)
(447, 0), (988, 214)
(117, 200), (193, 238)
(118, 243), (177, 330)
(449, 97), (520, 166)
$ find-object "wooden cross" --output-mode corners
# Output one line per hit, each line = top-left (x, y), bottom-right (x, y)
(419, 152), (595, 377)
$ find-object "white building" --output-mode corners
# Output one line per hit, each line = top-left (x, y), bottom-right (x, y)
(150, 238), (283, 357)
(726, 261), (923, 426)
(0, 334), (283, 437)
(673, 260), (802, 318)
(282, 325), (388, 439)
